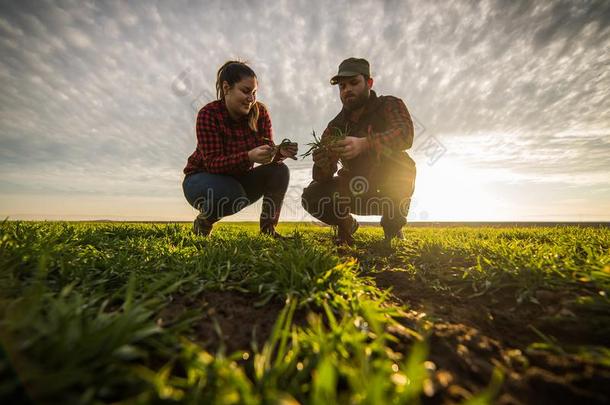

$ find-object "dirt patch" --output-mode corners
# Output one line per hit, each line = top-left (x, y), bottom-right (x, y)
(159, 291), (294, 354)
(374, 269), (610, 404)
(374, 269), (607, 349)
(154, 276), (609, 403)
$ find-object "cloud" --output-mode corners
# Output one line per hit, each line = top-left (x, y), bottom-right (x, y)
(0, 0), (608, 220)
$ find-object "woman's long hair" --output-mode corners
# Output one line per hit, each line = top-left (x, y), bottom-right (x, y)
(215, 60), (261, 132)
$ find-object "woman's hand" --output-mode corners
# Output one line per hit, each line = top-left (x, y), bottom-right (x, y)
(248, 145), (274, 164)
(278, 141), (298, 160)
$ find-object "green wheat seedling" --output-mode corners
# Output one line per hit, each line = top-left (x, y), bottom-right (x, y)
(262, 137), (297, 160)
(300, 125), (350, 159)
(1, 221), (608, 403)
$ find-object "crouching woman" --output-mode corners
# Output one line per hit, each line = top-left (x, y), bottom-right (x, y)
(182, 61), (297, 237)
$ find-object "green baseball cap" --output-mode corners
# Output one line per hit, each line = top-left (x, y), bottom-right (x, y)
(330, 57), (371, 85)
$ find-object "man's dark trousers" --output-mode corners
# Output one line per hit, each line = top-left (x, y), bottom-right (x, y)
(301, 168), (416, 234)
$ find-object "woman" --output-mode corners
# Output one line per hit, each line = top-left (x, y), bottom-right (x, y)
(183, 61), (297, 237)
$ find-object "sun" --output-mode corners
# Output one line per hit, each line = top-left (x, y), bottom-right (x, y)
(409, 158), (512, 222)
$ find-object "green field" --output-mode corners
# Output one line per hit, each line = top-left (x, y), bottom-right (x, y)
(1, 221), (609, 404)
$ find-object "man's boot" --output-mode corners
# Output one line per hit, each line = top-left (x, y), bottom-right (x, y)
(381, 216), (406, 243)
(335, 215), (359, 246)
(383, 226), (405, 242)
(260, 222), (287, 240)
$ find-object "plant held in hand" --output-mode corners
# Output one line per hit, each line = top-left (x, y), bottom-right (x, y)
(300, 126), (350, 159)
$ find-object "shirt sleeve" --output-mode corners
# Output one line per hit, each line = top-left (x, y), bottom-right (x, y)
(366, 97), (414, 161)
(196, 106), (251, 175)
(312, 126), (338, 182)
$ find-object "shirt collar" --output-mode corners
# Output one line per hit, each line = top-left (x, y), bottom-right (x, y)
(219, 99), (249, 124)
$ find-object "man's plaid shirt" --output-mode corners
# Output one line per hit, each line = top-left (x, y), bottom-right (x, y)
(313, 91), (415, 182)
(184, 100), (273, 176)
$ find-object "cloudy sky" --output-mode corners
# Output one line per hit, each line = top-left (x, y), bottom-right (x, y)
(1, 0), (609, 222)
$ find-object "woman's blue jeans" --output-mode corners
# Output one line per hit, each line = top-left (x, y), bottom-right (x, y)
(182, 162), (290, 232)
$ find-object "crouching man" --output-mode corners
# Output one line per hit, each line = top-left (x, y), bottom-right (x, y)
(301, 57), (416, 245)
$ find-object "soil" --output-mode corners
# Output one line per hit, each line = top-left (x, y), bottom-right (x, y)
(374, 269), (610, 404)
(157, 276), (609, 404)
(159, 291), (297, 354)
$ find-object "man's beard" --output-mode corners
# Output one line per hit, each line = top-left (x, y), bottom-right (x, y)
(342, 91), (369, 111)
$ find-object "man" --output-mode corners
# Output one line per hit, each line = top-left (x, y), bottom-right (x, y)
(301, 57), (416, 245)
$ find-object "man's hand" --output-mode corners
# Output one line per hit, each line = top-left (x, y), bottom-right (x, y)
(312, 147), (337, 169)
(332, 136), (369, 160)
(248, 145), (274, 164)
